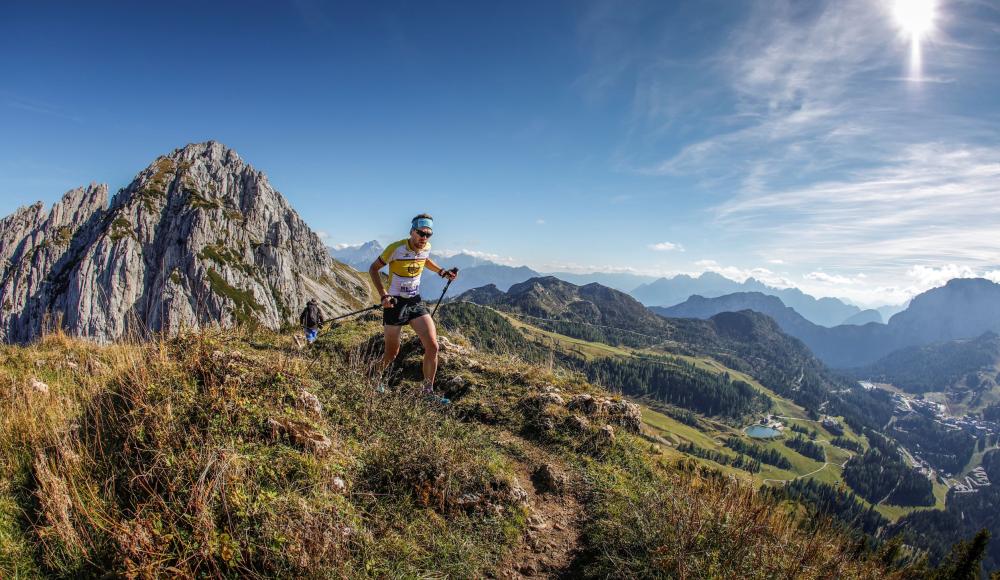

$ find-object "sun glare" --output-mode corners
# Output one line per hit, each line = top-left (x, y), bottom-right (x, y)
(894, 0), (936, 38)
(893, 0), (937, 80)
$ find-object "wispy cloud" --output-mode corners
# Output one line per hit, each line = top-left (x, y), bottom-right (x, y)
(536, 260), (673, 277)
(805, 271), (867, 285)
(716, 143), (1000, 270)
(640, 0), (909, 187)
(611, 0), (996, 193)
(434, 249), (519, 265)
(583, 0), (1000, 304)
(2, 91), (82, 123)
(648, 241), (684, 252)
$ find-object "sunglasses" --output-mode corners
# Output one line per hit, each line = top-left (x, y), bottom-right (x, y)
(414, 229), (433, 238)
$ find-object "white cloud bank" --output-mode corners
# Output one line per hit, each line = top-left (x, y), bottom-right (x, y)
(433, 249), (520, 265)
(796, 264), (1000, 307)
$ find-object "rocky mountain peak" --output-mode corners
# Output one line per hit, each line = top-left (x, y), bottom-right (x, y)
(1, 142), (372, 343)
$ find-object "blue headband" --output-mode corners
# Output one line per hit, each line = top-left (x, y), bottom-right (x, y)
(412, 217), (433, 231)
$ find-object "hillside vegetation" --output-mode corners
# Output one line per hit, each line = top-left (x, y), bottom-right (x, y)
(0, 321), (913, 578)
(438, 301), (960, 528)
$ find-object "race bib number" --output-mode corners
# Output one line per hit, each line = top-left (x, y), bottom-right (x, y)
(399, 279), (419, 297)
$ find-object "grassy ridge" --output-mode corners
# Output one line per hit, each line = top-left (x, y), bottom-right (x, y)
(0, 327), (524, 577)
(1, 323), (914, 578)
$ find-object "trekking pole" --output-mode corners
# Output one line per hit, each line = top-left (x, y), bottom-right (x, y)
(319, 303), (382, 329)
(431, 268), (459, 319)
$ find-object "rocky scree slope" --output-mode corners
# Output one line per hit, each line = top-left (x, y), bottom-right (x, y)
(0, 141), (371, 343)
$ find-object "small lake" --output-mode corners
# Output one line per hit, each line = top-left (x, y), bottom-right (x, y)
(745, 425), (782, 439)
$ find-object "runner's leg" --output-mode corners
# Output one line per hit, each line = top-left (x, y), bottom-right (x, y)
(382, 325), (403, 374)
(408, 314), (439, 388)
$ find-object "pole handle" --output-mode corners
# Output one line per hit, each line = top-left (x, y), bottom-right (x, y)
(431, 268), (458, 319)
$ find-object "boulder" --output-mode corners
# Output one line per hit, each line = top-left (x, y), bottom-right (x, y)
(605, 399), (642, 433)
(599, 424), (616, 445)
(297, 389), (323, 417)
(567, 414), (590, 432)
(267, 418), (332, 455)
(31, 378), (49, 395)
(567, 393), (608, 415)
(441, 375), (471, 399)
(504, 479), (530, 505)
(455, 493), (483, 511)
(531, 463), (567, 495)
(537, 392), (565, 406)
(437, 335), (471, 354)
(567, 393), (597, 414)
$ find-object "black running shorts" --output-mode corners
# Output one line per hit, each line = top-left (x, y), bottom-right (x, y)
(383, 295), (429, 326)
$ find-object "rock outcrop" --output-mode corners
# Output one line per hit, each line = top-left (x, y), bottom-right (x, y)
(1, 141), (372, 343)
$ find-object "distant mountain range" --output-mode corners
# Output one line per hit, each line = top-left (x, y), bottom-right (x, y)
(656, 279), (1000, 368)
(545, 271), (658, 292)
(454, 275), (885, 423)
(329, 240), (540, 298)
(328, 240), (383, 271)
(842, 309), (883, 325)
(654, 292), (822, 340)
(331, 242), (900, 326)
(632, 272), (895, 327)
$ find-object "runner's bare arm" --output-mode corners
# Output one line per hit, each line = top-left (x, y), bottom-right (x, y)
(425, 258), (457, 280)
(424, 257), (443, 275)
(368, 258), (393, 306)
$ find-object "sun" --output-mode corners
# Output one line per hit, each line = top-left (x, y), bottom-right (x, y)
(894, 0), (936, 39)
(892, 0), (938, 80)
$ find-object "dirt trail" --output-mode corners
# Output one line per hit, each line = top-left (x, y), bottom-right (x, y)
(496, 437), (586, 579)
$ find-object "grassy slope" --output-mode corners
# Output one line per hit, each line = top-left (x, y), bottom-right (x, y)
(508, 310), (808, 419)
(0, 327), (526, 577)
(0, 323), (908, 579)
(640, 403), (949, 522)
(502, 311), (953, 522)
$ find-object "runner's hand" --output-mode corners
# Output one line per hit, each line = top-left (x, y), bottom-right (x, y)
(381, 295), (396, 308)
(441, 268), (458, 281)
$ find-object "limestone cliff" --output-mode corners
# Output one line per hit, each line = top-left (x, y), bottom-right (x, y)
(0, 141), (372, 342)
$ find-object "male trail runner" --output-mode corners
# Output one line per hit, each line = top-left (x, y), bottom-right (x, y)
(368, 214), (458, 400)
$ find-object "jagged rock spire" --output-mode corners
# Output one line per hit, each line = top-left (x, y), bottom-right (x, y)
(0, 141), (372, 343)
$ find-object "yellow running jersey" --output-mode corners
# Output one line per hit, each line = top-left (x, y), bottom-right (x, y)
(380, 239), (431, 298)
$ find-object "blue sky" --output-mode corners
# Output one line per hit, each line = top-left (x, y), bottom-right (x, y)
(3, 0), (999, 306)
